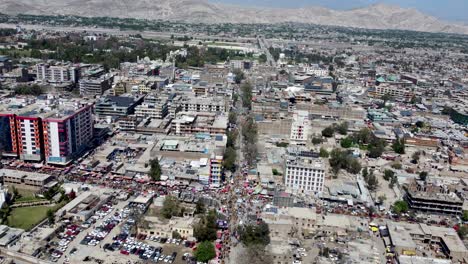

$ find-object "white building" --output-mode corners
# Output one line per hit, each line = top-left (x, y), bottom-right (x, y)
(284, 151), (325, 194)
(36, 63), (78, 84)
(290, 110), (310, 143)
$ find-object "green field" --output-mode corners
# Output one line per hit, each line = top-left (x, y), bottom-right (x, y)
(8, 202), (65, 230)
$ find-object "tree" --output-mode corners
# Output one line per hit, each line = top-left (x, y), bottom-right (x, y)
(378, 195), (387, 204)
(458, 225), (468, 240)
(195, 241), (216, 263)
(272, 169), (280, 176)
(223, 147), (237, 172)
(148, 159), (162, 181)
(336, 122), (348, 135)
(366, 170), (379, 191)
(238, 244), (273, 264)
(348, 159), (362, 174)
(238, 221), (270, 247)
(391, 162), (402, 170)
(321, 126), (334, 138)
(14, 84), (44, 96)
(233, 69), (245, 84)
(161, 196), (181, 219)
(312, 137), (323, 145)
(0, 204), (11, 224)
(241, 82), (253, 110)
(411, 151), (421, 164)
(258, 54), (268, 64)
(383, 169), (395, 181)
(362, 167), (369, 180)
(12, 187), (20, 200)
(462, 211), (468, 222)
(389, 175), (398, 188)
(392, 200), (409, 215)
(368, 143), (385, 158)
(47, 209), (55, 224)
(319, 147), (329, 158)
(415, 121), (425, 128)
(228, 111), (237, 125)
(194, 210), (217, 242)
(195, 200), (206, 215)
(340, 137), (353, 148)
(172, 230), (182, 239)
(392, 138), (406, 154)
(419, 171), (428, 181)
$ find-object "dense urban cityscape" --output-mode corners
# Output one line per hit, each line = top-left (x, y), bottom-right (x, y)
(0, 3), (467, 264)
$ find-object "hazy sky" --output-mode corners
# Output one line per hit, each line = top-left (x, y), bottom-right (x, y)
(212, 0), (468, 22)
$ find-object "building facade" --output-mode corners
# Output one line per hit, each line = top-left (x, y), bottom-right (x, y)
(284, 151), (325, 194)
(290, 110), (310, 143)
(42, 105), (94, 165)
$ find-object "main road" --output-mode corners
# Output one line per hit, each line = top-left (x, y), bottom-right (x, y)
(257, 36), (277, 67)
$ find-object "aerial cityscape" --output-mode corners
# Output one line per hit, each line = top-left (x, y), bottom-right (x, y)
(0, 0), (467, 264)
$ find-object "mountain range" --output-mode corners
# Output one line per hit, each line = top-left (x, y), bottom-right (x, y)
(1, 0), (467, 34)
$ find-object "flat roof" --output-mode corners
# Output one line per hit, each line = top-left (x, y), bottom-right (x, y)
(0, 168), (52, 182)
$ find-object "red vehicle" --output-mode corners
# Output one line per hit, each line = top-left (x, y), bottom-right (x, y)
(120, 250), (129, 255)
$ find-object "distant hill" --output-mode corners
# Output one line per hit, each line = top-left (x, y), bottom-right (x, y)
(1, 0), (468, 34)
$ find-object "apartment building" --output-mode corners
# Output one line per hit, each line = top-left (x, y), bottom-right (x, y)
(16, 112), (45, 162)
(284, 150), (326, 194)
(0, 113), (18, 158)
(171, 112), (228, 136)
(36, 63), (79, 84)
(0, 99), (94, 164)
(180, 96), (226, 113)
(94, 95), (144, 119)
(42, 104), (94, 165)
(209, 155), (223, 187)
(290, 110), (310, 143)
(369, 83), (414, 102)
(79, 75), (113, 97)
(135, 95), (169, 119)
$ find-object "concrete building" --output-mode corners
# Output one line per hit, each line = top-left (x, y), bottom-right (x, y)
(79, 75), (113, 97)
(94, 95), (144, 119)
(284, 149), (326, 194)
(404, 179), (463, 215)
(36, 63), (79, 84)
(180, 96), (226, 113)
(209, 155), (223, 187)
(0, 169), (55, 192)
(171, 112), (227, 136)
(387, 221), (468, 262)
(290, 110), (310, 143)
(42, 104), (94, 165)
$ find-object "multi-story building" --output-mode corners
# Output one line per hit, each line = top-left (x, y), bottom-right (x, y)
(0, 113), (19, 158)
(369, 83), (414, 102)
(0, 99), (94, 164)
(290, 110), (310, 143)
(171, 112), (227, 136)
(0, 169), (55, 192)
(135, 95), (169, 119)
(94, 95), (144, 119)
(284, 150), (326, 194)
(209, 155), (223, 187)
(42, 104), (94, 165)
(179, 96), (226, 113)
(404, 178), (464, 215)
(15, 112), (45, 162)
(36, 63), (79, 84)
(79, 75), (113, 97)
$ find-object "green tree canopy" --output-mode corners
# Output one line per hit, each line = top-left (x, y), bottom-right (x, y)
(238, 221), (270, 247)
(392, 200), (409, 215)
(161, 196), (181, 219)
(195, 241), (216, 263)
(149, 159), (162, 181)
